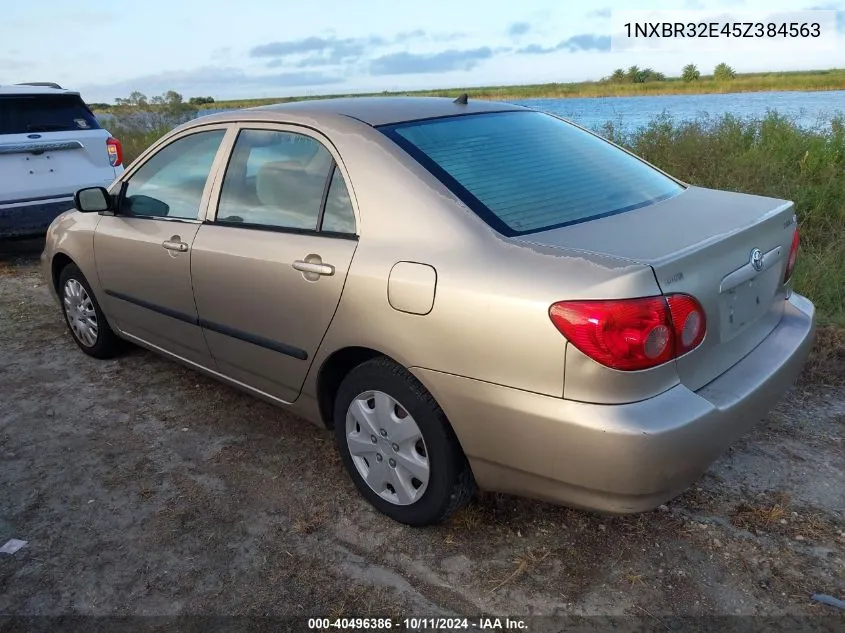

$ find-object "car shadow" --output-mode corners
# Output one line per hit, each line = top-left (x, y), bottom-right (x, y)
(0, 237), (45, 266)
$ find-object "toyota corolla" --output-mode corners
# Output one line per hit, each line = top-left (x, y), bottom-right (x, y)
(41, 97), (815, 526)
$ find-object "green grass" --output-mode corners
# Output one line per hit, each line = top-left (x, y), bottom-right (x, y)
(187, 68), (845, 111)
(109, 111), (844, 327)
(108, 121), (166, 168)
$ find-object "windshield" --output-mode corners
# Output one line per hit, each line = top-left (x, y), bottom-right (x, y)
(381, 110), (684, 236)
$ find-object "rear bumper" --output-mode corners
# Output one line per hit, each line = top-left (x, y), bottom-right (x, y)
(0, 180), (113, 238)
(412, 293), (816, 514)
(0, 198), (75, 238)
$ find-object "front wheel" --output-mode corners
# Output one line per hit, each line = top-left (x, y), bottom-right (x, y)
(333, 357), (475, 526)
(58, 263), (124, 359)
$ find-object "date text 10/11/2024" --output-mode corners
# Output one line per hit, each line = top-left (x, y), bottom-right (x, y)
(307, 617), (529, 630)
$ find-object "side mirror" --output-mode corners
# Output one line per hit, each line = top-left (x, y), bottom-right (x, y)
(74, 186), (112, 213)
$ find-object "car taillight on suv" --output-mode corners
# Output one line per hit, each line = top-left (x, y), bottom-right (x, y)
(106, 137), (123, 167)
(549, 294), (707, 371)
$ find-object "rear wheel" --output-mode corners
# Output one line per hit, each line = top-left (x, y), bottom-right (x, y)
(58, 263), (124, 359)
(333, 357), (475, 526)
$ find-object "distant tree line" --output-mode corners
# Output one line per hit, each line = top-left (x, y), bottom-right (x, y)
(188, 96), (216, 105)
(604, 63), (737, 84)
(88, 91), (214, 111)
(606, 66), (666, 84)
(89, 64), (741, 113)
(683, 63), (737, 81)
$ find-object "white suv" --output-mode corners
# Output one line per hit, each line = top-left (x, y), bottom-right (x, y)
(0, 83), (124, 238)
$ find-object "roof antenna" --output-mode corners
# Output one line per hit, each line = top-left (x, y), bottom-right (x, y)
(453, 93), (468, 105)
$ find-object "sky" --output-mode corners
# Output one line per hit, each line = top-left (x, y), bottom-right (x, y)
(1, 0), (844, 103)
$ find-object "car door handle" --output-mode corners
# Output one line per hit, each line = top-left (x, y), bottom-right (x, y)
(293, 260), (335, 276)
(161, 239), (188, 252)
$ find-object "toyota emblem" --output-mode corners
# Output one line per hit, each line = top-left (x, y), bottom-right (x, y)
(750, 248), (764, 272)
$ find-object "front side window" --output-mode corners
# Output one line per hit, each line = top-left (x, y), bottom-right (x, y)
(216, 129), (333, 231)
(382, 111), (684, 236)
(121, 129), (226, 220)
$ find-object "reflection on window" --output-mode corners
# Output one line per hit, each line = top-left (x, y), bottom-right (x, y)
(121, 130), (225, 220)
(321, 167), (356, 234)
(217, 129), (332, 230)
(391, 111), (683, 235)
(245, 140), (320, 178)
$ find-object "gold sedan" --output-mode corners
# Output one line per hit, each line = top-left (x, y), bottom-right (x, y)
(42, 97), (814, 525)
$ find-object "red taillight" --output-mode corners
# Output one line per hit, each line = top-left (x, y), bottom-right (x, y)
(784, 226), (799, 283)
(106, 137), (123, 167)
(666, 294), (706, 355)
(549, 294), (707, 371)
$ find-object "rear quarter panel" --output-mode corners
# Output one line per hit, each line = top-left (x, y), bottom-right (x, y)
(298, 117), (667, 400)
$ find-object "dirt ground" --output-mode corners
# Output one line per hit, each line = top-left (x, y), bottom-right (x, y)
(0, 238), (843, 627)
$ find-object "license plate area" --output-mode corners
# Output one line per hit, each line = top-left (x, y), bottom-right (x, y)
(719, 267), (780, 341)
(23, 153), (58, 177)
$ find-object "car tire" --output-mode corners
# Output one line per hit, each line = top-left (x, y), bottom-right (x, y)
(58, 263), (124, 359)
(333, 357), (476, 526)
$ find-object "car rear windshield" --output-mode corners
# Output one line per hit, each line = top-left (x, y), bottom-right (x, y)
(381, 110), (684, 236)
(0, 94), (100, 135)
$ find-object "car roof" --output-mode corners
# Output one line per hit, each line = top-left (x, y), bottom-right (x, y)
(198, 96), (528, 127)
(0, 85), (79, 96)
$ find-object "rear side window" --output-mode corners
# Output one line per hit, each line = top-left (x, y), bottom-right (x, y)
(244, 137), (321, 178)
(321, 167), (356, 234)
(381, 111), (683, 236)
(0, 94), (101, 135)
(217, 129), (333, 231)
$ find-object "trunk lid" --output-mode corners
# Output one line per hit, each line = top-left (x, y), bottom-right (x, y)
(0, 130), (116, 202)
(515, 186), (797, 391)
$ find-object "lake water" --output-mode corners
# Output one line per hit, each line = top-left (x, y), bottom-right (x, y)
(513, 90), (845, 132)
(189, 89), (845, 133)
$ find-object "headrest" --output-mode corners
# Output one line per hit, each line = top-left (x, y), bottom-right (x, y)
(255, 161), (304, 208)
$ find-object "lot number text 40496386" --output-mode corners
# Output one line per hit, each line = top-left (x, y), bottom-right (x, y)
(307, 617), (528, 630)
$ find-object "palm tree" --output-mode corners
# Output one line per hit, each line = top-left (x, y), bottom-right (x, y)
(714, 63), (736, 81)
(640, 68), (665, 82)
(610, 68), (626, 83)
(682, 64), (701, 82)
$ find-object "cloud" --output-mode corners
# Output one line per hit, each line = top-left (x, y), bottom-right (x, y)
(587, 8), (612, 18)
(559, 34), (611, 52)
(293, 56), (333, 68)
(395, 29), (426, 43)
(516, 44), (557, 54)
(517, 33), (612, 55)
(369, 47), (494, 75)
(250, 36), (384, 65)
(250, 31), (469, 69)
(5, 10), (116, 30)
(432, 32), (466, 42)
(508, 22), (532, 37)
(211, 47), (232, 62)
(390, 29), (465, 43)
(266, 55), (353, 69)
(808, 4), (845, 32)
(79, 66), (344, 102)
(59, 10), (118, 25)
(0, 57), (33, 71)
